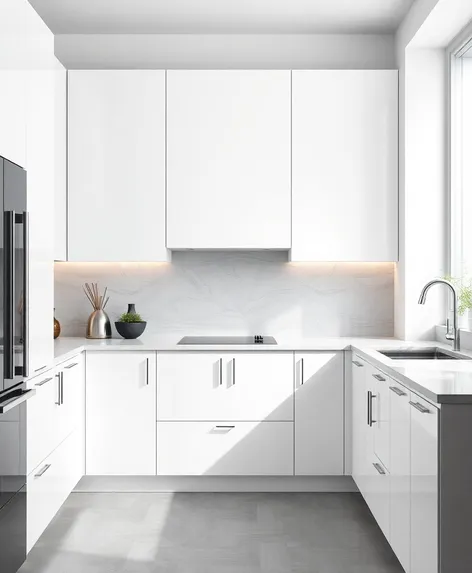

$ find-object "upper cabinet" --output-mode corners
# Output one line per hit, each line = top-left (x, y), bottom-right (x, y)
(166, 70), (291, 250)
(291, 70), (398, 262)
(67, 70), (168, 262)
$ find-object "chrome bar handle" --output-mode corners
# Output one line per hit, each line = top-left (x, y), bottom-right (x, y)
(373, 374), (386, 382)
(373, 462), (386, 475)
(22, 211), (29, 377)
(145, 358), (149, 385)
(219, 358), (223, 386)
(213, 425), (235, 431)
(35, 376), (53, 387)
(352, 360), (364, 367)
(367, 391), (371, 426)
(64, 362), (78, 369)
(389, 385), (407, 397)
(232, 358), (236, 386)
(60, 371), (64, 405)
(4, 211), (15, 380)
(55, 373), (61, 405)
(34, 463), (51, 478)
(300, 358), (304, 385)
(409, 400), (431, 414)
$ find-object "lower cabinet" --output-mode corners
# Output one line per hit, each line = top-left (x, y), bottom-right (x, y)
(86, 352), (157, 475)
(294, 352), (344, 475)
(157, 421), (293, 476)
(27, 430), (83, 552)
(351, 353), (439, 573)
(410, 394), (438, 573)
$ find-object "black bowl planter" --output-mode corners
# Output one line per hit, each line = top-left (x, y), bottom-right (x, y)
(115, 321), (147, 339)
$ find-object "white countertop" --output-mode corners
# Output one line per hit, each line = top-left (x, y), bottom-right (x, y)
(53, 336), (472, 405)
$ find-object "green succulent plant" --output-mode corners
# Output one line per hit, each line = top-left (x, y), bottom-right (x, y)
(118, 312), (144, 323)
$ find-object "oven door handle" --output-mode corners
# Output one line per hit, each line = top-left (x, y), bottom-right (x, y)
(4, 211), (15, 380)
(22, 211), (29, 377)
(0, 388), (36, 414)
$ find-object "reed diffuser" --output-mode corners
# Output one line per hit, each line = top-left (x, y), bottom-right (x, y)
(83, 283), (112, 339)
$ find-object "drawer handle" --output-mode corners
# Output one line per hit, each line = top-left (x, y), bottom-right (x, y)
(35, 376), (53, 387)
(409, 400), (431, 414)
(213, 425), (235, 431)
(300, 358), (304, 385)
(373, 374), (386, 382)
(34, 365), (48, 373)
(373, 462), (386, 475)
(389, 385), (407, 397)
(34, 463), (51, 478)
(219, 358), (223, 386)
(352, 360), (364, 368)
(64, 362), (78, 370)
(232, 358), (236, 386)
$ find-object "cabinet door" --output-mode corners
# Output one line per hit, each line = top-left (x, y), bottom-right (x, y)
(57, 355), (84, 447)
(410, 394), (438, 573)
(157, 421), (293, 476)
(294, 352), (344, 475)
(26, 69), (55, 375)
(167, 70), (291, 249)
(68, 70), (167, 262)
(158, 352), (293, 421)
(351, 355), (370, 494)
(370, 367), (391, 471)
(27, 430), (83, 552)
(292, 70), (398, 262)
(389, 381), (411, 573)
(365, 456), (391, 541)
(86, 352), (157, 475)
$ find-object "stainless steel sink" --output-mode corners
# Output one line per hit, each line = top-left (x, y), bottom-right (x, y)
(378, 347), (471, 360)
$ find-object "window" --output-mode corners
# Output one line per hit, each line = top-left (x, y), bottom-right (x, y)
(450, 32), (472, 281)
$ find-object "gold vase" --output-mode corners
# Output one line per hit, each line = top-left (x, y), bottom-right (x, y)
(54, 311), (61, 339)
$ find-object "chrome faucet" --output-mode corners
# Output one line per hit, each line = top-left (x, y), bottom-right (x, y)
(418, 279), (460, 351)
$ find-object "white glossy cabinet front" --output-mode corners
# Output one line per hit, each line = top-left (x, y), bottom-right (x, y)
(291, 70), (398, 262)
(158, 352), (294, 421)
(86, 352), (157, 475)
(68, 70), (167, 262)
(166, 70), (291, 249)
(294, 352), (344, 475)
(410, 394), (438, 573)
(158, 421), (293, 476)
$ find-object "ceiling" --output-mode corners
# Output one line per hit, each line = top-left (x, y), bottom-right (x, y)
(29, 0), (416, 35)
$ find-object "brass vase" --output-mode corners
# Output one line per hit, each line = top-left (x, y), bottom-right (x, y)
(54, 310), (61, 339)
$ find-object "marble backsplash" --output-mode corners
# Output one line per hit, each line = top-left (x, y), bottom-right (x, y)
(54, 252), (394, 339)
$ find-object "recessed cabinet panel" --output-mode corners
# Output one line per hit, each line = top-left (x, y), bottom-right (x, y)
(166, 70), (291, 249)
(68, 70), (167, 262)
(292, 70), (398, 262)
(294, 352), (344, 475)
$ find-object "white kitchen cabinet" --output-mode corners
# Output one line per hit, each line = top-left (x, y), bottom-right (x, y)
(56, 355), (85, 447)
(158, 352), (293, 421)
(294, 352), (344, 475)
(166, 70), (291, 250)
(86, 352), (157, 475)
(68, 70), (167, 262)
(291, 70), (398, 262)
(389, 380), (411, 573)
(0, 0), (26, 166)
(54, 66), (67, 261)
(27, 429), (83, 552)
(410, 393), (438, 573)
(157, 421), (293, 476)
(371, 368), (391, 471)
(351, 355), (370, 493)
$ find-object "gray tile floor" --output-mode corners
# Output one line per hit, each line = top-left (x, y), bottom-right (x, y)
(20, 492), (404, 573)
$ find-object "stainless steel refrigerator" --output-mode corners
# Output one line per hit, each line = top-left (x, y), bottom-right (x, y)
(0, 156), (36, 573)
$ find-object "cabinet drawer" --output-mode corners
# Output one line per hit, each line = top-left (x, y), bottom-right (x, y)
(26, 370), (59, 474)
(27, 430), (82, 552)
(158, 352), (294, 421)
(157, 421), (293, 476)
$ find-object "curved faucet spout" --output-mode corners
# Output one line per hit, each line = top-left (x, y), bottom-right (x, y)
(417, 279), (460, 351)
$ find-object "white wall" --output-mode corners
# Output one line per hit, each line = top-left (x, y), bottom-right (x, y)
(54, 253), (394, 339)
(54, 33), (395, 69)
(394, 0), (472, 340)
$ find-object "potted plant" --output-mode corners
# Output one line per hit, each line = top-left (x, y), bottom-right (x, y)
(115, 304), (147, 339)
